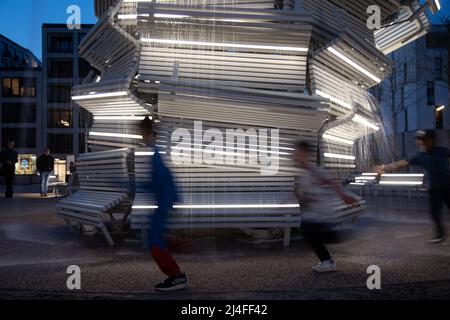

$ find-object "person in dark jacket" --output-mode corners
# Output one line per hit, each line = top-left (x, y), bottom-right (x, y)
(0, 141), (19, 198)
(377, 130), (450, 243)
(140, 116), (187, 291)
(36, 148), (55, 197)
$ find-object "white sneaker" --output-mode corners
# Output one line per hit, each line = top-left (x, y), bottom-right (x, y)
(312, 260), (337, 273)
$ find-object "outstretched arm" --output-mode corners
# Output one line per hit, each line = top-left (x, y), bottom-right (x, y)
(377, 160), (409, 173)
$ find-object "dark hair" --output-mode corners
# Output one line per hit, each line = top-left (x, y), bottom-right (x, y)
(415, 129), (436, 140)
(139, 116), (156, 136)
(295, 140), (313, 152)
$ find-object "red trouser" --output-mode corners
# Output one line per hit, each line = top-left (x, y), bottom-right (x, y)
(151, 245), (181, 278)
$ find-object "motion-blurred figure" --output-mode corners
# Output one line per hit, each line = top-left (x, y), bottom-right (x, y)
(0, 141), (18, 198)
(377, 130), (450, 244)
(37, 148), (54, 197)
(294, 141), (358, 273)
(139, 116), (187, 291)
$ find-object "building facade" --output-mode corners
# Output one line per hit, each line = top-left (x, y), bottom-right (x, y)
(41, 24), (95, 162)
(1, 24), (96, 185)
(376, 24), (450, 158)
(0, 34), (42, 183)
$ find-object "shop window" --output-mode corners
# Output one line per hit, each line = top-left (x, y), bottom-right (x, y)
(15, 154), (36, 175)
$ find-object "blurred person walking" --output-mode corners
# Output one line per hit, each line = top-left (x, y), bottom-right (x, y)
(294, 141), (358, 273)
(139, 116), (187, 291)
(36, 148), (55, 197)
(376, 130), (450, 244)
(0, 141), (18, 198)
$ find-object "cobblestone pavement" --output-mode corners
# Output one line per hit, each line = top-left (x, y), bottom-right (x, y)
(0, 194), (449, 300)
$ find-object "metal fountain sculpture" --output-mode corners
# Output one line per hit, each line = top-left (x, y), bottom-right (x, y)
(57, 0), (440, 246)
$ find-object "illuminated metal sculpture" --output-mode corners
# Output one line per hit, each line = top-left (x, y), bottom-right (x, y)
(63, 0), (439, 245)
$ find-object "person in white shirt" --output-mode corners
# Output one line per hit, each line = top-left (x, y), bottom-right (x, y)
(294, 141), (358, 273)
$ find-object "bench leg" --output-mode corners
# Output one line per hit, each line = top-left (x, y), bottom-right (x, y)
(99, 224), (114, 246)
(283, 227), (291, 247)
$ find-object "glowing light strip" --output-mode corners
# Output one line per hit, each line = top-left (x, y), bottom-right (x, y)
(94, 116), (149, 121)
(350, 182), (366, 186)
(435, 0), (441, 11)
(322, 133), (354, 145)
(436, 105), (445, 112)
(133, 204), (300, 210)
(118, 13), (190, 19)
(141, 38), (308, 52)
(324, 153), (356, 160)
(362, 173), (378, 176)
(89, 132), (143, 139)
(355, 176), (376, 180)
(118, 14), (138, 19)
(352, 115), (380, 131)
(382, 174), (424, 177)
(327, 47), (382, 83)
(135, 151), (167, 156)
(316, 90), (352, 109)
(379, 181), (422, 186)
(72, 91), (128, 100)
(155, 13), (190, 18)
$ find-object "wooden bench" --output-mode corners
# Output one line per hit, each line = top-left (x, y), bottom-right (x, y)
(56, 149), (133, 245)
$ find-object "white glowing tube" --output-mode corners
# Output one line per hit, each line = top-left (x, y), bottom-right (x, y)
(327, 47), (382, 83)
(381, 174), (424, 178)
(322, 133), (354, 145)
(72, 91), (128, 100)
(133, 204), (300, 210)
(379, 181), (423, 186)
(362, 173), (378, 176)
(435, 0), (441, 11)
(352, 114), (380, 131)
(141, 38), (308, 52)
(154, 13), (190, 18)
(355, 176), (376, 180)
(118, 14), (138, 20)
(436, 105), (445, 112)
(324, 153), (356, 160)
(135, 151), (167, 156)
(316, 90), (352, 109)
(94, 116), (149, 121)
(89, 132), (143, 139)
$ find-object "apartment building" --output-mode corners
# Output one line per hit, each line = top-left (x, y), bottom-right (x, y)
(0, 34), (42, 183)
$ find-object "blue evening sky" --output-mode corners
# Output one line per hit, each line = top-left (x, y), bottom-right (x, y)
(0, 0), (449, 61)
(0, 0), (96, 60)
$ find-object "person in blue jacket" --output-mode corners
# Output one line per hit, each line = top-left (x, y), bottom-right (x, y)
(377, 130), (450, 244)
(140, 116), (187, 291)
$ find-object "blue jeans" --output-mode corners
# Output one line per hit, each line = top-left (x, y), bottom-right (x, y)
(40, 172), (51, 194)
